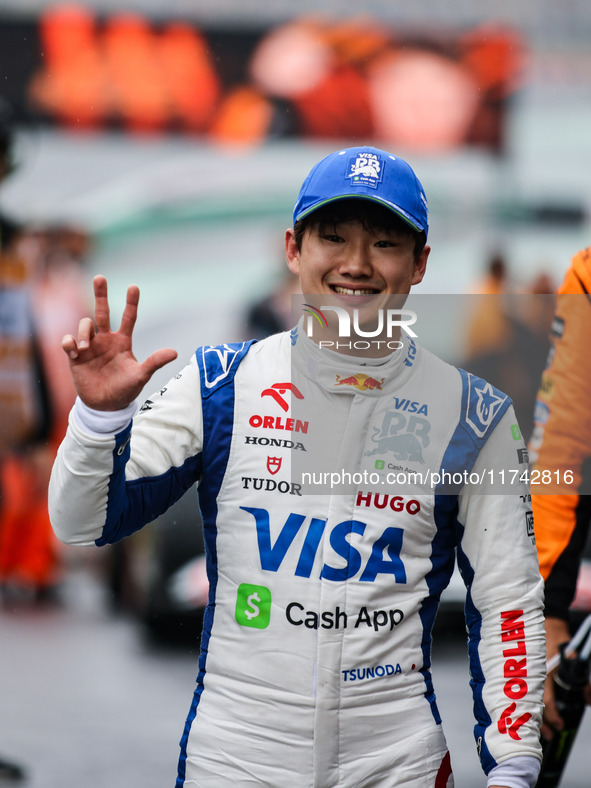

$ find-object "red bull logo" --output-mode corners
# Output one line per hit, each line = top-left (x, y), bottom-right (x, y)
(335, 374), (385, 391)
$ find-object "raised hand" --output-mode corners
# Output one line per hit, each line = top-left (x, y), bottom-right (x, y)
(61, 275), (178, 411)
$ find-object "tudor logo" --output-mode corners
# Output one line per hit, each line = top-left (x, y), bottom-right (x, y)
(261, 382), (304, 412)
(267, 457), (282, 475)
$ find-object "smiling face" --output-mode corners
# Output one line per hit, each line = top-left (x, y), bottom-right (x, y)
(285, 200), (430, 302)
(285, 202), (430, 356)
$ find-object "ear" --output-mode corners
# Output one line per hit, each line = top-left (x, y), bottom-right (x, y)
(285, 228), (300, 276)
(411, 244), (430, 286)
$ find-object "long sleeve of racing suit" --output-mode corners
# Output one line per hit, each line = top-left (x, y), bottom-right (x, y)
(49, 361), (203, 547)
(453, 409), (545, 787)
(529, 247), (591, 621)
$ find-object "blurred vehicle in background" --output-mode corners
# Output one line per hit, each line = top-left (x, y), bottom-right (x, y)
(108, 486), (208, 646)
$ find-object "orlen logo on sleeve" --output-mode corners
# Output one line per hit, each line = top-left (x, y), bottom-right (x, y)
(497, 609), (531, 741)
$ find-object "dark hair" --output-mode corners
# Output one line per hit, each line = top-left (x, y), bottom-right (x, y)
(293, 198), (426, 261)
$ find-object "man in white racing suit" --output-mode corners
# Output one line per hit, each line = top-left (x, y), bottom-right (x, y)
(49, 147), (545, 788)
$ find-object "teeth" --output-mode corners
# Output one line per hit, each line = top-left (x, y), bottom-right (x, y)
(333, 286), (376, 295)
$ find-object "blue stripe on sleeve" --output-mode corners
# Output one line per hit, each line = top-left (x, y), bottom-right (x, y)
(96, 421), (202, 546)
(176, 341), (255, 786)
(420, 493), (461, 723)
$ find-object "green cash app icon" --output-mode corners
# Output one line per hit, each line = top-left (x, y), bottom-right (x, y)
(510, 424), (522, 441)
(374, 460), (385, 470)
(235, 583), (272, 629)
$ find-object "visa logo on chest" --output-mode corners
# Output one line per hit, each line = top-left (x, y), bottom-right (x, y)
(393, 397), (428, 416)
(240, 507), (407, 583)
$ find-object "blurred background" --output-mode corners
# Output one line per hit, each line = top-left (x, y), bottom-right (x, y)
(1, 2), (591, 786)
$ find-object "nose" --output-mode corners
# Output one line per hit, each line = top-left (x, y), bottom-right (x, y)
(338, 239), (373, 278)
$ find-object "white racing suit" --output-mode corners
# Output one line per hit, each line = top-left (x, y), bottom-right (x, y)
(49, 328), (545, 788)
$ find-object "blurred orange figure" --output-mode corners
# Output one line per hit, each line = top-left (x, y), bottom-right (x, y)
(0, 226), (90, 599)
(464, 252), (513, 360)
(30, 3), (109, 128)
(0, 450), (60, 596)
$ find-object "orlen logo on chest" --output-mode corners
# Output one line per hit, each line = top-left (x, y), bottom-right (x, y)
(240, 507), (407, 583)
(249, 382), (309, 433)
(248, 414), (309, 433)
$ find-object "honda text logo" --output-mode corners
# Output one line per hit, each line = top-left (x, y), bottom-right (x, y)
(303, 304), (417, 352)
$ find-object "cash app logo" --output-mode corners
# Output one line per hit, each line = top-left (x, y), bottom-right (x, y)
(510, 424), (522, 441)
(235, 583), (272, 629)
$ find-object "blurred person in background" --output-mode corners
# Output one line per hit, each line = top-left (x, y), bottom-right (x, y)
(528, 246), (591, 741)
(464, 251), (513, 362)
(48, 146), (545, 788)
(0, 98), (90, 605)
(0, 95), (35, 785)
(242, 264), (300, 339)
(0, 223), (90, 604)
(463, 251), (554, 442)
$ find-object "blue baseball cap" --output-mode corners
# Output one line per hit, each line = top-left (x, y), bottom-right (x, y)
(293, 146), (429, 237)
